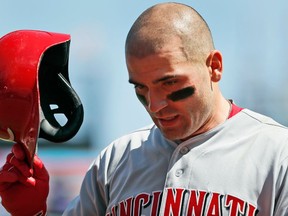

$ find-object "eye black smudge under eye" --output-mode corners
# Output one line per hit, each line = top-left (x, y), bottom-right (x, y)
(167, 86), (195, 101)
(136, 93), (148, 106)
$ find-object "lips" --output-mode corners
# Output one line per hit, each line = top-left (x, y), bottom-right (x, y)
(157, 115), (179, 127)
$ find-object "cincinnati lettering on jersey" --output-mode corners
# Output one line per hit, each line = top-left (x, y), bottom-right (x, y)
(106, 188), (259, 216)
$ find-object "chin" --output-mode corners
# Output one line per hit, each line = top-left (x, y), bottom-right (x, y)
(161, 129), (187, 141)
(161, 127), (197, 142)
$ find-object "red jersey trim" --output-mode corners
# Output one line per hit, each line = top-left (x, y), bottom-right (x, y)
(228, 103), (243, 119)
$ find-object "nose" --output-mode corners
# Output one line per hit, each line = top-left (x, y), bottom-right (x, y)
(147, 91), (168, 113)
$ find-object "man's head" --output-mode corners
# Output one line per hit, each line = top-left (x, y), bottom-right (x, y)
(126, 2), (227, 141)
(126, 2), (215, 60)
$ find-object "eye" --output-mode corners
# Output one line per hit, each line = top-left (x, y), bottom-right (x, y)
(133, 84), (147, 94)
(133, 84), (148, 95)
(163, 79), (178, 86)
(134, 84), (144, 89)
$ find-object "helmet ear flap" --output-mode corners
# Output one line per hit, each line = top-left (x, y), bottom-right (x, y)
(38, 42), (84, 142)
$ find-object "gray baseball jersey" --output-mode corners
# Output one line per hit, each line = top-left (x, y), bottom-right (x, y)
(63, 109), (288, 216)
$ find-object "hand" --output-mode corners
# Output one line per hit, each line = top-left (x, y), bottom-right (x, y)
(0, 143), (49, 216)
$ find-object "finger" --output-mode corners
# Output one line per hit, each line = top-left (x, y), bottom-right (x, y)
(0, 169), (18, 183)
(1, 155), (15, 172)
(33, 155), (49, 181)
(7, 154), (32, 177)
(0, 182), (12, 192)
(12, 143), (26, 160)
(5, 152), (14, 163)
(0, 166), (35, 187)
(12, 168), (36, 187)
(1, 162), (12, 171)
(0, 166), (19, 192)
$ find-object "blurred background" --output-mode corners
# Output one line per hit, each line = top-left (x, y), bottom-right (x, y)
(0, 0), (288, 215)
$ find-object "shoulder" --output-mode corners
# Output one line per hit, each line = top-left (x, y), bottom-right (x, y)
(241, 109), (288, 132)
(236, 109), (288, 157)
(226, 108), (288, 155)
(227, 108), (288, 139)
(92, 124), (164, 168)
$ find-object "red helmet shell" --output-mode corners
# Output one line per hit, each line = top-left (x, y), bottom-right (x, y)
(0, 30), (70, 163)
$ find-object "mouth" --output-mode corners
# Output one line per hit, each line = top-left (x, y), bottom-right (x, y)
(157, 115), (179, 128)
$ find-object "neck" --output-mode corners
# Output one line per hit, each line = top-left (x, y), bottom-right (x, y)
(210, 95), (232, 124)
(182, 95), (231, 141)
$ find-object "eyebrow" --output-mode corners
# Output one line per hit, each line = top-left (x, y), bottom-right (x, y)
(128, 75), (177, 86)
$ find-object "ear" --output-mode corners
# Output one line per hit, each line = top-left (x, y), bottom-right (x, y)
(206, 50), (223, 82)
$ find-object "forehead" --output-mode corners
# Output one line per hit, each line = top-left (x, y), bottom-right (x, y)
(127, 50), (198, 83)
(129, 50), (182, 69)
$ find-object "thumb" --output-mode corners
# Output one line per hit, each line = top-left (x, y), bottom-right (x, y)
(11, 143), (26, 160)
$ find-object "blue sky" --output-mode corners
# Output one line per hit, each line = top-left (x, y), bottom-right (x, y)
(1, 0), (288, 149)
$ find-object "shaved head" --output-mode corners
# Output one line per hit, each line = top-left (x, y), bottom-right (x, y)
(125, 2), (215, 62)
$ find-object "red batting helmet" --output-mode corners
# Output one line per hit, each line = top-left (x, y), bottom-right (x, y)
(0, 30), (84, 164)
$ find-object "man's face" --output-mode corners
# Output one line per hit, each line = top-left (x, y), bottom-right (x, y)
(126, 44), (214, 141)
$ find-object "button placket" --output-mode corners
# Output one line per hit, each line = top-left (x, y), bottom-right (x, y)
(165, 144), (193, 186)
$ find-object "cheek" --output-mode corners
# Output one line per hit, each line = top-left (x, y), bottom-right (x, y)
(167, 86), (195, 102)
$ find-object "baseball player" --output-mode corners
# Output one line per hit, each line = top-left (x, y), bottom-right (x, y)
(1, 2), (288, 216)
